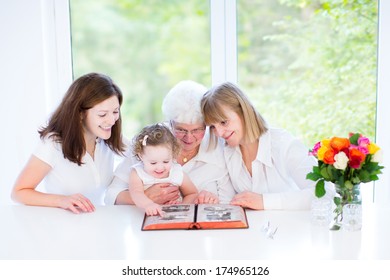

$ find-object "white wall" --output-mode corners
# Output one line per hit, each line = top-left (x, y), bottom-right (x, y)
(0, 0), (72, 205)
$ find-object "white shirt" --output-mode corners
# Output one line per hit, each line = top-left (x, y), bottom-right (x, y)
(224, 128), (317, 210)
(133, 162), (184, 189)
(33, 137), (115, 205)
(105, 129), (236, 204)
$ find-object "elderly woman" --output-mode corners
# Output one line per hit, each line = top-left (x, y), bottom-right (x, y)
(105, 80), (235, 205)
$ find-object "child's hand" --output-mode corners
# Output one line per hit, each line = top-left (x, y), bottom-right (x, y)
(145, 203), (164, 216)
(166, 199), (180, 205)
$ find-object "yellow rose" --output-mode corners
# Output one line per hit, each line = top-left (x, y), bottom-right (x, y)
(368, 143), (380, 155)
(316, 139), (331, 161)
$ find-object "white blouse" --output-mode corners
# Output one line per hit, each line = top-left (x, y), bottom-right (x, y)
(33, 137), (115, 205)
(105, 129), (236, 204)
(224, 128), (317, 210)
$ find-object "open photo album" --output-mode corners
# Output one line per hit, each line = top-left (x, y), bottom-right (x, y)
(141, 204), (249, 231)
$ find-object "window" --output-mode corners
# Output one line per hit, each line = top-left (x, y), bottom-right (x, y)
(70, 0), (381, 201)
(237, 0), (378, 147)
(70, 0), (210, 138)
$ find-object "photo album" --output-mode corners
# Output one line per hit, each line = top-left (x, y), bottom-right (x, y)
(141, 204), (249, 230)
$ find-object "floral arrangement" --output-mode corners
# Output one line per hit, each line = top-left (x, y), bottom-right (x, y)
(307, 132), (384, 200)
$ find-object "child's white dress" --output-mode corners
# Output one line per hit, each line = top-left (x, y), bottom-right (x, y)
(132, 162), (184, 190)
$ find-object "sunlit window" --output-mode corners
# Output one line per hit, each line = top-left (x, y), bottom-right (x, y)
(237, 0), (378, 147)
(70, 0), (210, 138)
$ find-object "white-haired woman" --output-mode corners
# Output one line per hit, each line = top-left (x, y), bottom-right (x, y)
(105, 81), (235, 205)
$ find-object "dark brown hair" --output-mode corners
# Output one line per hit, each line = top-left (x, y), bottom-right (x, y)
(39, 72), (125, 165)
(132, 123), (181, 161)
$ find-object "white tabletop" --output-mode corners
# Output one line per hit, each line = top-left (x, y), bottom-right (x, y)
(1, 203), (389, 260)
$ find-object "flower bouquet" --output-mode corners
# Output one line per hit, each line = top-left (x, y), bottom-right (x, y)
(307, 133), (384, 230)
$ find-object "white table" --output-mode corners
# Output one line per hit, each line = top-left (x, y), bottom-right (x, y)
(1, 204), (389, 260)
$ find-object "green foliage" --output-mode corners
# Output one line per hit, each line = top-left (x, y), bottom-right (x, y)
(70, 0), (378, 144)
(70, 0), (210, 137)
(237, 0), (378, 146)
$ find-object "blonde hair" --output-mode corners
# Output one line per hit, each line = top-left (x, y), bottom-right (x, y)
(132, 123), (181, 161)
(200, 82), (268, 148)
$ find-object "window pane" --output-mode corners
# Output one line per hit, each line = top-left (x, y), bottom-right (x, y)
(70, 0), (210, 137)
(237, 0), (378, 147)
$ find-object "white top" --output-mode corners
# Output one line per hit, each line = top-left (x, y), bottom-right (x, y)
(224, 128), (317, 210)
(105, 129), (236, 204)
(33, 137), (115, 205)
(133, 162), (184, 189)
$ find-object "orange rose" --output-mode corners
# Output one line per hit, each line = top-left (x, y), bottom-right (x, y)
(348, 148), (366, 169)
(330, 137), (350, 153)
(323, 149), (336, 164)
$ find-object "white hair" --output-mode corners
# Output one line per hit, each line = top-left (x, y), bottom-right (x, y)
(162, 80), (207, 124)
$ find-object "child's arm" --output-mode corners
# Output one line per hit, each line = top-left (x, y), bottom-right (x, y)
(129, 169), (163, 216)
(180, 173), (199, 204)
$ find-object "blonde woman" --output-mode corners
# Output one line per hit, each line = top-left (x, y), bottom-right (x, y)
(201, 82), (317, 210)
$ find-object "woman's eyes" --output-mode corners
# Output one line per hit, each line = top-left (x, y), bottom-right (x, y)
(221, 120), (228, 126)
(98, 111), (119, 118)
(209, 120), (228, 128)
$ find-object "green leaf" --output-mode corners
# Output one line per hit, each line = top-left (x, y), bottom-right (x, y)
(349, 133), (360, 145)
(334, 196), (341, 206)
(358, 170), (370, 182)
(320, 166), (331, 180)
(306, 172), (322, 181)
(315, 179), (326, 198)
(329, 223), (341, 231)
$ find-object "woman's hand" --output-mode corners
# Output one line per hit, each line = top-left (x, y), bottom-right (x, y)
(57, 194), (95, 214)
(230, 191), (264, 210)
(194, 190), (219, 204)
(145, 183), (180, 204)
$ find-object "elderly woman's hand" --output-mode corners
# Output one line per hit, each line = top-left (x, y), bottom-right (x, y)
(194, 190), (219, 204)
(145, 183), (180, 204)
(230, 191), (264, 210)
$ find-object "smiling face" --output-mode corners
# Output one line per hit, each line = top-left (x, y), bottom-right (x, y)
(83, 95), (120, 143)
(209, 105), (244, 147)
(139, 144), (174, 179)
(171, 121), (206, 154)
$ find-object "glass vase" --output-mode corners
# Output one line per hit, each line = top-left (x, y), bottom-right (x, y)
(331, 183), (361, 230)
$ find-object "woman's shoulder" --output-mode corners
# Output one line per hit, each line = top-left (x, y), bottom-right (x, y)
(36, 134), (62, 151)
